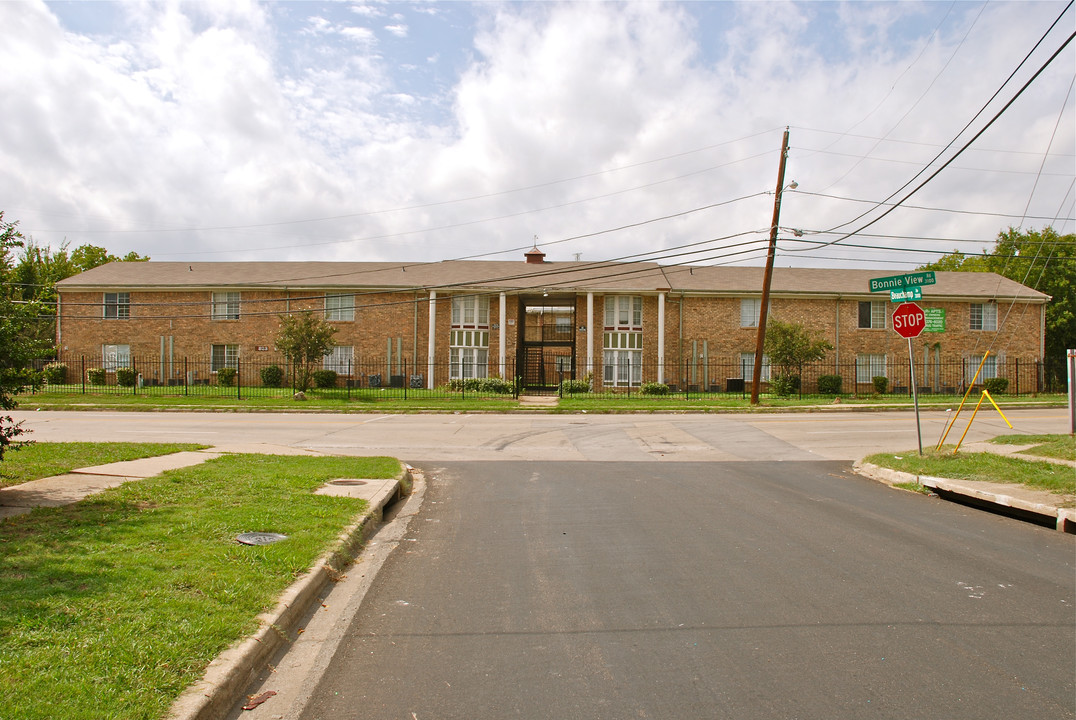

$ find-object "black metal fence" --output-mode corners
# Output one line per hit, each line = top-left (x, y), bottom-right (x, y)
(19, 353), (1053, 402)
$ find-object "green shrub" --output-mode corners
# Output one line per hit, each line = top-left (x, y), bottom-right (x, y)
(559, 379), (591, 394)
(640, 382), (669, 395)
(260, 364), (284, 388)
(446, 377), (514, 394)
(216, 367), (237, 387)
(86, 368), (106, 386)
(818, 374), (842, 395)
(42, 362), (67, 385)
(984, 377), (1009, 395)
(770, 373), (801, 397)
(872, 375), (889, 394)
(313, 369), (338, 388)
(115, 367), (138, 387)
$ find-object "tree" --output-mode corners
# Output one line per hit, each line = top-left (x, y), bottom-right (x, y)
(0, 214), (54, 462)
(920, 226), (1075, 389)
(274, 311), (337, 393)
(764, 319), (833, 396)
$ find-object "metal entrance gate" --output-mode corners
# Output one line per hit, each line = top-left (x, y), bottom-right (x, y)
(518, 297), (576, 391)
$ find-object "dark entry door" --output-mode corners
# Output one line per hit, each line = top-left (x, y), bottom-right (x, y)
(518, 297), (576, 391)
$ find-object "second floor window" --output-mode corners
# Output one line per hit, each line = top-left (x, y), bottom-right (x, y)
(970, 303), (997, 331)
(212, 292), (240, 320)
(451, 295), (489, 328)
(604, 296), (642, 330)
(104, 292), (130, 319)
(858, 301), (885, 329)
(326, 293), (355, 321)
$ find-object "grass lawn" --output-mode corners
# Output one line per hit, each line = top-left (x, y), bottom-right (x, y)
(0, 452), (402, 720)
(864, 446), (1076, 498)
(989, 433), (1076, 462)
(0, 442), (208, 488)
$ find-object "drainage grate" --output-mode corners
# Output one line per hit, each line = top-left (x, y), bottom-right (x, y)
(236, 532), (289, 546)
(328, 479), (368, 486)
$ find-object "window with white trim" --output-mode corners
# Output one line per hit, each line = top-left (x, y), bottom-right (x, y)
(856, 354), (886, 383)
(104, 292), (130, 319)
(451, 295), (490, 329)
(858, 301), (885, 329)
(102, 344), (130, 370)
(969, 303), (997, 331)
(450, 330), (489, 379)
(603, 331), (642, 387)
(326, 293), (355, 322)
(738, 352), (771, 381)
(740, 298), (761, 328)
(604, 296), (642, 330)
(212, 292), (240, 320)
(324, 345), (354, 374)
(211, 344), (239, 371)
(965, 353), (1001, 382)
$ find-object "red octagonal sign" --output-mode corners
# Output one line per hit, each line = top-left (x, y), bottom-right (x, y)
(892, 302), (926, 339)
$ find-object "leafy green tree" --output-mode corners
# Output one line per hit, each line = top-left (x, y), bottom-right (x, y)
(274, 311), (337, 393)
(920, 226), (1075, 389)
(764, 319), (833, 396)
(0, 214), (54, 462)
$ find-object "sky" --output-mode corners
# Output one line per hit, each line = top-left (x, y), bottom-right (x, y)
(1, 0), (1073, 273)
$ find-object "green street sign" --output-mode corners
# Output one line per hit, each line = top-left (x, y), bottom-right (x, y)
(924, 308), (945, 332)
(890, 287), (922, 302)
(869, 271), (936, 293)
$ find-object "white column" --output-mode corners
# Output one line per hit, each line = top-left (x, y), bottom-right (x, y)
(427, 291), (436, 389)
(586, 292), (594, 378)
(499, 292), (507, 378)
(657, 293), (666, 384)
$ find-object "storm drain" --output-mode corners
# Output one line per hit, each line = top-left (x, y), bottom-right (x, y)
(236, 532), (289, 546)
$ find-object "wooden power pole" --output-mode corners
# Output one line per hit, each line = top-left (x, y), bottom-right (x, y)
(750, 128), (791, 405)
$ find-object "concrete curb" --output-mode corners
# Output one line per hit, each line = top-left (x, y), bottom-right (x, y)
(165, 467), (414, 720)
(854, 461), (1075, 533)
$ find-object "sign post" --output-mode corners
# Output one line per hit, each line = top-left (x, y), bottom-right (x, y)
(892, 302), (926, 455)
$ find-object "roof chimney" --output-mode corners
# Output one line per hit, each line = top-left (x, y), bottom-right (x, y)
(525, 243), (546, 264)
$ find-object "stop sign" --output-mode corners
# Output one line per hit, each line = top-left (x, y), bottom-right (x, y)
(892, 302), (925, 339)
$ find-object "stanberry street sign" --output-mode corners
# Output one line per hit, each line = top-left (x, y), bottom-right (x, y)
(869, 271), (936, 293)
(892, 302), (926, 339)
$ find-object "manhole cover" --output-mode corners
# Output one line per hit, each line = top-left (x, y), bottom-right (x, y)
(329, 479), (368, 486)
(236, 532), (289, 546)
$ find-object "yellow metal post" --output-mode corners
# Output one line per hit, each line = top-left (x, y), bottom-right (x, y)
(937, 351), (990, 450)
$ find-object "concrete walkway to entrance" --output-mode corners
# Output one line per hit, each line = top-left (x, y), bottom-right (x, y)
(518, 394), (559, 409)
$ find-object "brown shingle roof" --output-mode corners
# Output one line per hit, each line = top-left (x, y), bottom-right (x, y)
(55, 260), (1049, 301)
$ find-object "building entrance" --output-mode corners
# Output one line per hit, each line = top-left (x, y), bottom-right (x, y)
(517, 296), (576, 391)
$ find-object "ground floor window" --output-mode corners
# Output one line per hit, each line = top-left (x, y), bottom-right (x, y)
(102, 344), (130, 370)
(211, 344), (239, 371)
(324, 345), (354, 374)
(738, 352), (771, 381)
(603, 332), (642, 386)
(450, 330), (489, 379)
(965, 353), (1000, 383)
(856, 354), (886, 383)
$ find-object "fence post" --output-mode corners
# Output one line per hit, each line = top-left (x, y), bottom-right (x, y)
(799, 362), (803, 401)
(184, 357), (189, 397)
(1015, 358), (1019, 396)
(237, 359), (241, 400)
(403, 359), (407, 400)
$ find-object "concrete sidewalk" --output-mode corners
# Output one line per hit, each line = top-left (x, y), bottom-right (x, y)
(856, 441), (1076, 533)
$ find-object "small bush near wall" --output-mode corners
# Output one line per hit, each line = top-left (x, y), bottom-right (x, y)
(771, 373), (801, 397)
(115, 367), (138, 387)
(216, 367), (237, 387)
(984, 377), (1009, 395)
(641, 382), (670, 395)
(873, 376), (889, 395)
(42, 362), (68, 385)
(560, 379), (591, 394)
(313, 370), (337, 388)
(446, 377), (514, 394)
(818, 374), (842, 395)
(86, 368), (106, 386)
(261, 364), (284, 388)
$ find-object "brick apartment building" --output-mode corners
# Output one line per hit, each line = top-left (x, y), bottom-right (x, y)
(54, 249), (1049, 392)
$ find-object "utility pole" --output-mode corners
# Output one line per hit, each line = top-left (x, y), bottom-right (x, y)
(750, 128), (791, 405)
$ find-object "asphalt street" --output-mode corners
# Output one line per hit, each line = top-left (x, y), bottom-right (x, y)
(300, 461), (1075, 719)
(9, 407), (1067, 462)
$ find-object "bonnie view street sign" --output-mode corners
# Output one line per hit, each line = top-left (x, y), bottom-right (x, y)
(869, 271), (936, 293)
